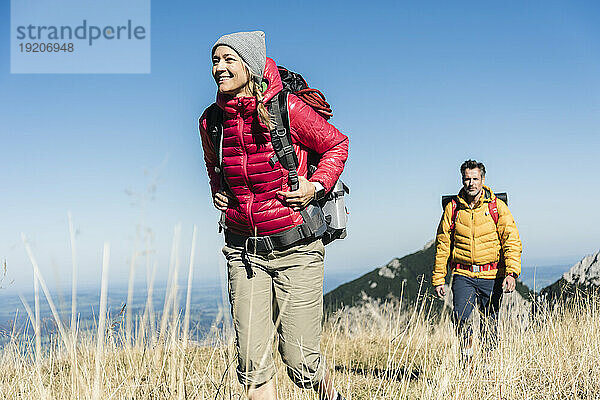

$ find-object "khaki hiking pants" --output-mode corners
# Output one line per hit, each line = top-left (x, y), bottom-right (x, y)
(222, 238), (326, 388)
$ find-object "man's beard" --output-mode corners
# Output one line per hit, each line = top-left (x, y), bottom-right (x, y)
(466, 188), (481, 197)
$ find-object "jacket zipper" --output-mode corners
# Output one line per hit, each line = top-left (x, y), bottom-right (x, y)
(471, 210), (475, 266)
(238, 112), (255, 233)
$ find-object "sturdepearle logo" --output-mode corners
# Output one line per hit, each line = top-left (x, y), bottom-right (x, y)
(15, 20), (147, 46)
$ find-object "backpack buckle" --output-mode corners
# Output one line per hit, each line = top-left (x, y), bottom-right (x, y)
(275, 127), (287, 138)
(298, 223), (312, 239)
(263, 236), (274, 252)
(245, 236), (274, 254)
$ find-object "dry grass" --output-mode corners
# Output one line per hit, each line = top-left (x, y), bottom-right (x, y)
(1, 289), (599, 399)
(326, 293), (600, 400)
(3, 226), (599, 399)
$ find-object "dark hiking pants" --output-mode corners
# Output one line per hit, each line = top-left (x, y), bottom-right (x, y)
(451, 274), (503, 356)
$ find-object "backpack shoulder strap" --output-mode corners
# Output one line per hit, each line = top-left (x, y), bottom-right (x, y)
(205, 103), (228, 197)
(488, 198), (499, 225)
(206, 103), (223, 165)
(277, 89), (291, 129)
(449, 198), (459, 231)
(269, 91), (300, 190)
(489, 197), (505, 266)
(445, 198), (459, 268)
(268, 91), (327, 236)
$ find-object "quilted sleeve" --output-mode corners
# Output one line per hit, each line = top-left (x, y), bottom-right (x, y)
(432, 202), (453, 287)
(496, 199), (522, 276)
(288, 95), (349, 192)
(198, 110), (221, 197)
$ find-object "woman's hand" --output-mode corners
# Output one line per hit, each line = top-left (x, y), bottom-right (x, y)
(213, 191), (231, 211)
(277, 176), (316, 211)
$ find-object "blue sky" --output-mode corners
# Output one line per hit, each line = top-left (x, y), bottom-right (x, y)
(1, 0), (599, 291)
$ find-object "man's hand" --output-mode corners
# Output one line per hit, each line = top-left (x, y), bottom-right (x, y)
(213, 191), (231, 211)
(277, 176), (316, 211)
(435, 285), (446, 299)
(502, 275), (516, 293)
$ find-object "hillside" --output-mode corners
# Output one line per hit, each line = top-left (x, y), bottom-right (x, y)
(324, 241), (533, 313)
(541, 250), (600, 301)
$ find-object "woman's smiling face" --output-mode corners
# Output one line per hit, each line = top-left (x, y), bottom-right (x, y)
(212, 46), (251, 97)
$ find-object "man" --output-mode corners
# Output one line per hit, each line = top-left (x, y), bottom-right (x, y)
(433, 160), (522, 358)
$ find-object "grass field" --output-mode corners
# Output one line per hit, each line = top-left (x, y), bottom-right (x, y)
(0, 283), (598, 399)
(3, 226), (598, 399)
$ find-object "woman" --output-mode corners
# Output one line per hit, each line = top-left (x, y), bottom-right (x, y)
(199, 31), (348, 400)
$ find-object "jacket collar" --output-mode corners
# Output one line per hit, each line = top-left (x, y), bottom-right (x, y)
(457, 185), (495, 209)
(260, 57), (283, 103)
(215, 57), (283, 115)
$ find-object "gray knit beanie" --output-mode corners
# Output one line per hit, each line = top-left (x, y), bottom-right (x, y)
(212, 31), (266, 82)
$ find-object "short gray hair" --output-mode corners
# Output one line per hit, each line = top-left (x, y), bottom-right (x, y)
(460, 159), (486, 177)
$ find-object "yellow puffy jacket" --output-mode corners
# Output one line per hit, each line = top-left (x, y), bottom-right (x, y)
(432, 186), (522, 287)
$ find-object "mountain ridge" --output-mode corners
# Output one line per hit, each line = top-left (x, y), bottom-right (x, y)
(324, 241), (536, 313)
(540, 249), (600, 301)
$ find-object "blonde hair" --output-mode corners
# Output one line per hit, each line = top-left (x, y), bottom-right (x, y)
(250, 78), (273, 131)
(240, 62), (273, 131)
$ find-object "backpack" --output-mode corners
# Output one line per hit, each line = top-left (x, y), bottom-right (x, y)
(441, 191), (508, 268)
(206, 66), (349, 245)
(441, 192), (507, 229)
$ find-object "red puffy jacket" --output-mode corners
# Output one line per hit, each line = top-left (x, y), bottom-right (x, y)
(199, 58), (349, 236)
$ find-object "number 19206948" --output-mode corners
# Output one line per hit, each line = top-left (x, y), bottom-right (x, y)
(19, 43), (74, 52)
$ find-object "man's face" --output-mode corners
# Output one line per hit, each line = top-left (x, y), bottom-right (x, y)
(462, 168), (485, 198)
